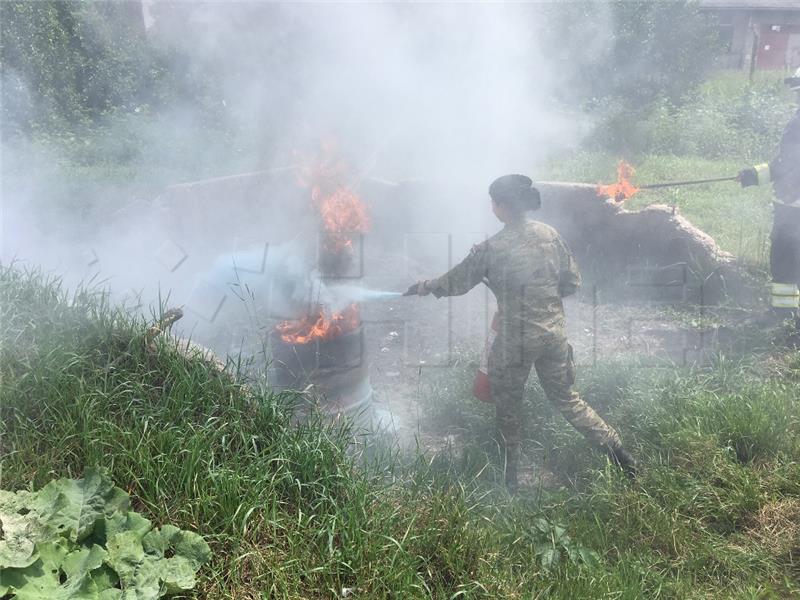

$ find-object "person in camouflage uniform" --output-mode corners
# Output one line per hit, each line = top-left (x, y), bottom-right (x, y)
(405, 174), (636, 489)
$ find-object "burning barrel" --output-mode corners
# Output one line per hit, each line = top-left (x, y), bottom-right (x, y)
(269, 151), (375, 417)
(270, 306), (373, 417)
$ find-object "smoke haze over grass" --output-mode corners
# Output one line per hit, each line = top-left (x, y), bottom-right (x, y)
(4, 6), (800, 597)
(0, 2), (786, 358)
(2, 3), (596, 323)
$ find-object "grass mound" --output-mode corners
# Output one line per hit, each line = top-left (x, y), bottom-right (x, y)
(4, 263), (800, 598)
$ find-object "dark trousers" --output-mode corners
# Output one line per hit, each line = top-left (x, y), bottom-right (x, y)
(771, 202), (800, 284)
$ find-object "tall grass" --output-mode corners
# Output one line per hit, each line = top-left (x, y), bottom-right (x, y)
(0, 265), (608, 598)
(4, 228), (800, 596)
(419, 343), (800, 598)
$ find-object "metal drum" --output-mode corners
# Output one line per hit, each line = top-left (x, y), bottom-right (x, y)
(270, 325), (373, 417)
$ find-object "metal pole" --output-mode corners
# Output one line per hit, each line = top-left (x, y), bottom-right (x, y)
(639, 176), (738, 190)
(749, 23), (759, 82)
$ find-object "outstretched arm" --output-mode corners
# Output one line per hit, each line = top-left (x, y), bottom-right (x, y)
(407, 243), (489, 298)
(739, 108), (800, 190)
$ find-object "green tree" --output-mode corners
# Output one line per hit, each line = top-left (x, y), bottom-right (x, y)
(1, 1), (168, 137)
(542, 0), (723, 151)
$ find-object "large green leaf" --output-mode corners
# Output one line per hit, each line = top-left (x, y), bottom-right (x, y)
(106, 531), (160, 600)
(103, 512), (152, 543)
(142, 525), (211, 593)
(1, 469), (128, 571)
(0, 538), (71, 598)
(0, 539), (121, 599)
(106, 525), (211, 599)
(0, 469), (209, 599)
(33, 469), (130, 543)
(0, 490), (40, 569)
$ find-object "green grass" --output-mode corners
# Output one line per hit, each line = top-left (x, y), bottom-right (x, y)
(3, 71), (799, 599)
(4, 264), (800, 598)
(541, 70), (795, 271)
(420, 349), (800, 598)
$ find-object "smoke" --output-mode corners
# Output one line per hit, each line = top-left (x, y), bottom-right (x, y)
(326, 286), (402, 307)
(199, 242), (403, 318)
(2, 1), (601, 354)
(146, 2), (591, 182)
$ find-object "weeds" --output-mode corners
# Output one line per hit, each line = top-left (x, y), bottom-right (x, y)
(417, 325), (800, 597)
(4, 255), (800, 597)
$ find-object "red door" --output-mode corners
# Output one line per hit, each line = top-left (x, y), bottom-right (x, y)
(758, 24), (790, 70)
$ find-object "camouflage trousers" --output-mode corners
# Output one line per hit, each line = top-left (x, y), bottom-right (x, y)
(488, 332), (622, 478)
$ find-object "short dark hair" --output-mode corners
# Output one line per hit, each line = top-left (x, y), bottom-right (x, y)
(489, 174), (541, 212)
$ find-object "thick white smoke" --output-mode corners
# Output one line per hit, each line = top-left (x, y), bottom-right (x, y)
(2, 2), (603, 354)
(149, 2), (590, 182)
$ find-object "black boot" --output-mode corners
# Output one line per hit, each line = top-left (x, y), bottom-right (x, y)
(606, 445), (638, 478)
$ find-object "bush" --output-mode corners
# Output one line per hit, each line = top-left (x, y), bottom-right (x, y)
(633, 72), (796, 160)
(2, 2), (152, 134)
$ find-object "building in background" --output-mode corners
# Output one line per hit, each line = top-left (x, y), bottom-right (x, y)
(701, 0), (800, 70)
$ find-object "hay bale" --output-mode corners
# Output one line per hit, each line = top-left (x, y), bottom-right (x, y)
(534, 182), (746, 303)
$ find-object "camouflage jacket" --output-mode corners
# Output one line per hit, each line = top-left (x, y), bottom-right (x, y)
(426, 218), (581, 340)
(771, 107), (800, 205)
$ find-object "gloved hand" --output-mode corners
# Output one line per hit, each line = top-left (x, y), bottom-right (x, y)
(737, 168), (759, 187)
(403, 281), (432, 296)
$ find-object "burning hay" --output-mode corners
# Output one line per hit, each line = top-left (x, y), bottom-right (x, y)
(535, 181), (746, 301)
(597, 160), (639, 202)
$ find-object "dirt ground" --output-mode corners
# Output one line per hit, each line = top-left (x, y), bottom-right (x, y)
(362, 287), (748, 422)
(189, 239), (760, 425)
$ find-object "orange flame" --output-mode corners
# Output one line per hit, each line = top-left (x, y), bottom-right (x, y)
(295, 146), (369, 253)
(277, 304), (360, 345)
(276, 146), (370, 344)
(313, 185), (369, 253)
(597, 161), (640, 202)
